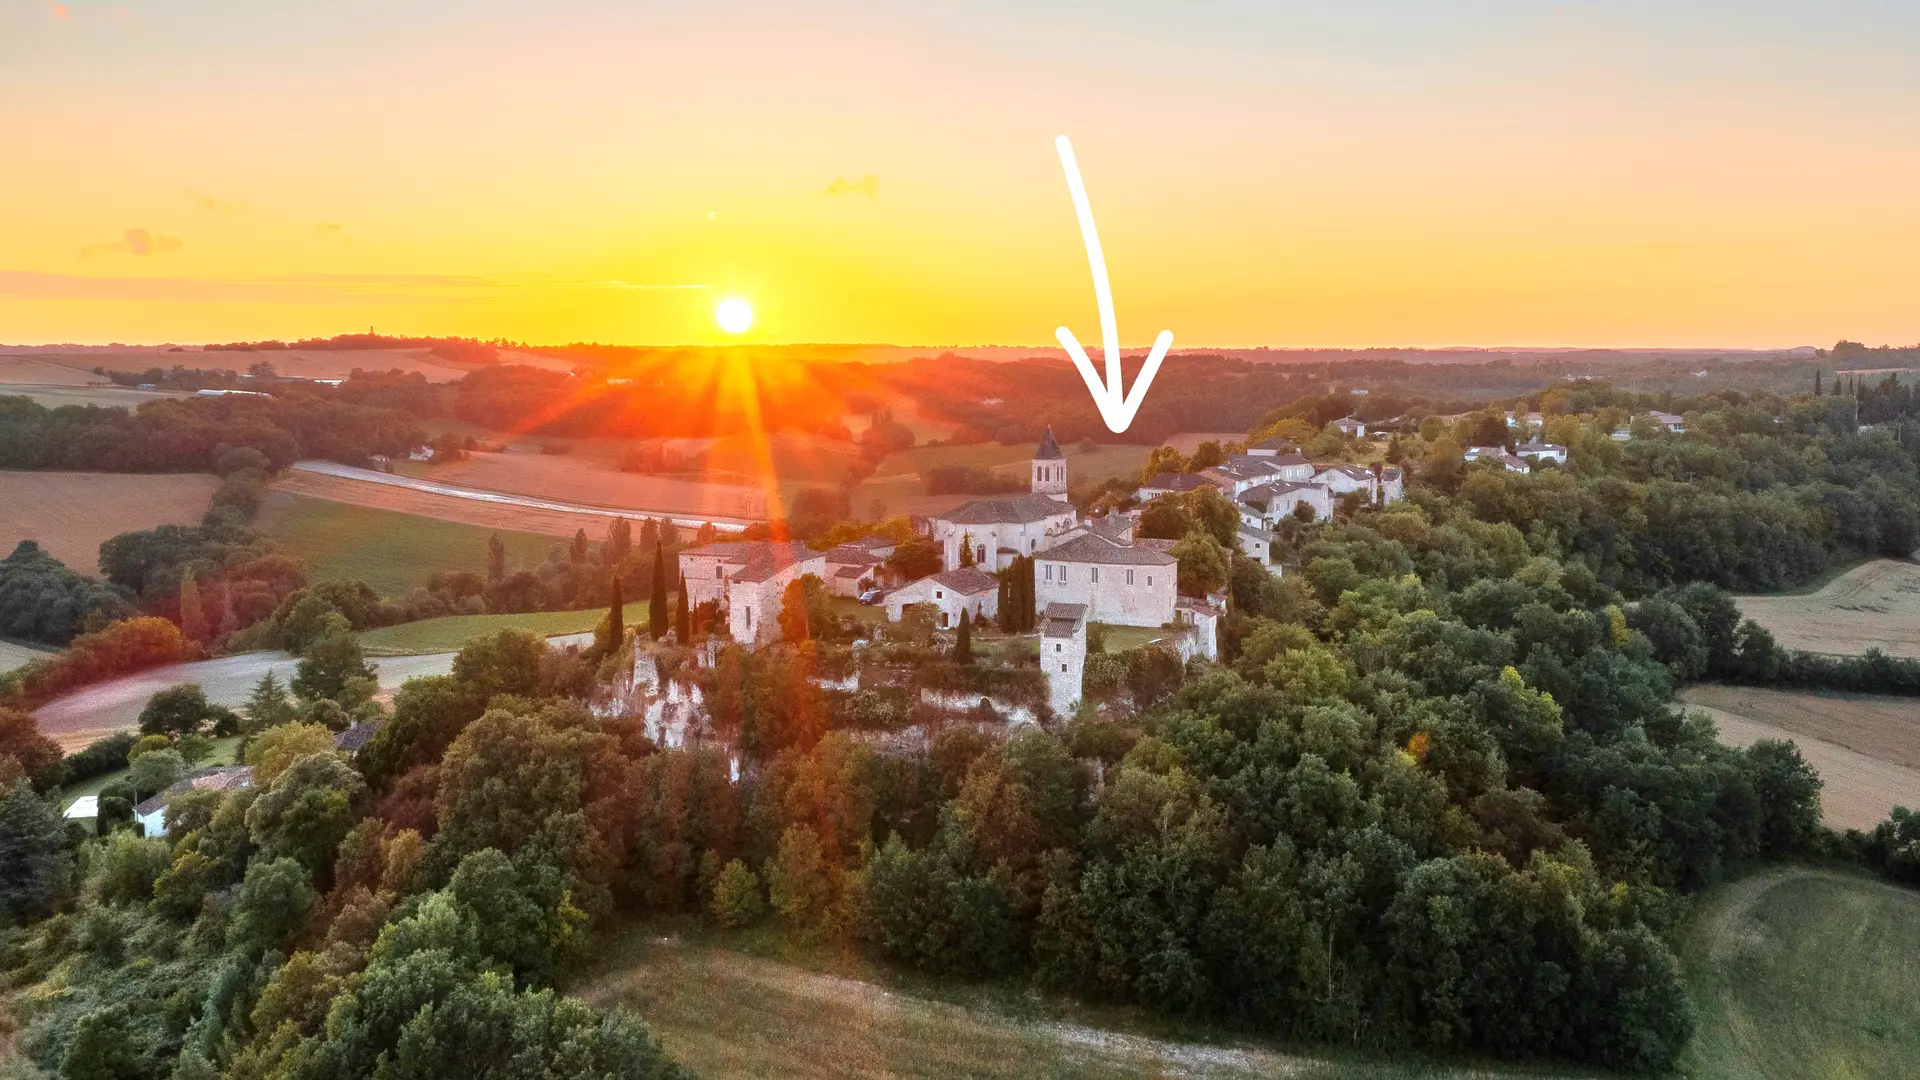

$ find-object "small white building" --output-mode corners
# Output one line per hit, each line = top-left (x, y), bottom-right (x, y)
(1174, 595), (1224, 662)
(884, 567), (1000, 629)
(1040, 602), (1088, 717)
(1331, 416), (1367, 437)
(1035, 532), (1178, 628)
(1465, 446), (1531, 473)
(1239, 480), (1334, 525)
(1245, 437), (1293, 457)
(1236, 522), (1274, 563)
(1646, 410), (1687, 433)
(1135, 472), (1217, 502)
(678, 541), (828, 644)
(1515, 437), (1568, 465)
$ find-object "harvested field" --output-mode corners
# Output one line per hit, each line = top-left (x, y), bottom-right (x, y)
(1682, 688), (1920, 831)
(1737, 559), (1920, 659)
(1679, 684), (1920, 769)
(0, 384), (196, 409)
(271, 464), (755, 540)
(388, 453), (769, 520)
(0, 470), (220, 572)
(0, 640), (52, 676)
(0, 354), (109, 386)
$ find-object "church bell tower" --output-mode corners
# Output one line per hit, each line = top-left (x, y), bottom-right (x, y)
(1031, 425), (1067, 501)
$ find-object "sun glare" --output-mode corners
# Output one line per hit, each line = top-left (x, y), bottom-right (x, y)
(716, 297), (754, 334)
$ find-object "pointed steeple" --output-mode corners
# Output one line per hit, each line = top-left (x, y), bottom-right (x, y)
(1031, 425), (1068, 500)
(1033, 425), (1065, 460)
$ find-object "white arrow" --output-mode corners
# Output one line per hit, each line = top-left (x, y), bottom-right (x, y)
(1053, 134), (1173, 434)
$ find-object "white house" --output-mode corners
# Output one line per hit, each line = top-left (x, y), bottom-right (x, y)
(1174, 595), (1224, 662)
(1332, 416), (1367, 437)
(1238, 480), (1333, 525)
(1245, 437), (1293, 457)
(678, 540), (828, 644)
(1040, 602), (1088, 717)
(1646, 410), (1687, 433)
(1035, 532), (1178, 628)
(883, 566), (999, 629)
(1237, 522), (1274, 563)
(928, 428), (1078, 572)
(1515, 437), (1568, 465)
(1465, 446), (1531, 473)
(1135, 472), (1216, 502)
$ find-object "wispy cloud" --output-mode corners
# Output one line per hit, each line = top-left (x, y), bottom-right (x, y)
(585, 280), (711, 290)
(825, 174), (879, 197)
(187, 190), (247, 214)
(81, 228), (184, 258)
(314, 221), (347, 240)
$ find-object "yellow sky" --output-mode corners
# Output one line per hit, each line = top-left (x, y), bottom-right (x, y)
(5, 2), (1920, 348)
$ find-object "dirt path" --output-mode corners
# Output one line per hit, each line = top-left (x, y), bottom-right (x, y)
(32, 650), (458, 752)
(282, 461), (758, 533)
(1693, 703), (1920, 831)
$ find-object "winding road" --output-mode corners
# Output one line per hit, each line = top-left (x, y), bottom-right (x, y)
(290, 461), (757, 531)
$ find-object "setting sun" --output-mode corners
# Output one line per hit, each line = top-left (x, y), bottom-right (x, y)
(716, 298), (754, 335)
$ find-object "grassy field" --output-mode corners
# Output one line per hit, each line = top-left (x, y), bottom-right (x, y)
(1093, 623), (1167, 653)
(1679, 868), (1920, 1080)
(356, 601), (648, 655)
(255, 491), (556, 595)
(1682, 688), (1920, 831)
(2, 470), (219, 573)
(575, 926), (1590, 1080)
(59, 735), (243, 813)
(1738, 559), (1920, 659)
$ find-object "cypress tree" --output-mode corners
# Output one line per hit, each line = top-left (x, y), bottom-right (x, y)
(959, 534), (974, 567)
(956, 608), (972, 664)
(608, 576), (624, 651)
(1814, 369), (1823, 395)
(676, 574), (691, 641)
(649, 544), (669, 638)
(487, 533), (506, 583)
(178, 568), (207, 643)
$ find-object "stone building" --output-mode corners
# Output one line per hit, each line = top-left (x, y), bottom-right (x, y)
(1034, 531), (1178, 628)
(927, 427), (1078, 572)
(882, 566), (1000, 629)
(1040, 602), (1088, 717)
(677, 540), (827, 645)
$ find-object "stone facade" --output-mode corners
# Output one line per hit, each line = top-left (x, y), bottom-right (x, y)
(883, 566), (1000, 628)
(1035, 532), (1178, 628)
(1040, 602), (1088, 717)
(929, 428), (1079, 572)
(677, 541), (827, 645)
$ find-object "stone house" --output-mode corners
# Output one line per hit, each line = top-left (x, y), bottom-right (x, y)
(883, 566), (999, 629)
(677, 540), (828, 645)
(1035, 532), (1178, 628)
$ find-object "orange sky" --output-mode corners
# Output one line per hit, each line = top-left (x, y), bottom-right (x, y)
(6, 2), (1920, 348)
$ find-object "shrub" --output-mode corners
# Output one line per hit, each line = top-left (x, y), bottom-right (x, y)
(709, 859), (764, 928)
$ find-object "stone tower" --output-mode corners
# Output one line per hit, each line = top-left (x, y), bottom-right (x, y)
(1041, 602), (1087, 718)
(1031, 425), (1067, 501)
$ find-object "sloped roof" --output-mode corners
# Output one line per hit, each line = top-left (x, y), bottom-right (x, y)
(1249, 437), (1294, 451)
(1039, 533), (1178, 566)
(1033, 425), (1066, 460)
(1041, 602), (1087, 636)
(134, 765), (254, 817)
(939, 493), (1075, 526)
(930, 567), (999, 595)
(824, 545), (885, 567)
(1139, 472), (1213, 493)
(334, 720), (385, 753)
(680, 541), (820, 584)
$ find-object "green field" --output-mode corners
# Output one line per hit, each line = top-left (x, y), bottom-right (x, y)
(60, 735), (243, 813)
(1092, 623), (1167, 653)
(256, 492), (557, 595)
(0, 639), (54, 676)
(871, 441), (1151, 485)
(575, 926), (1591, 1080)
(356, 601), (651, 656)
(1680, 868), (1920, 1080)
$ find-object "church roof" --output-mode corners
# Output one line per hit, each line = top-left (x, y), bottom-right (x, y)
(939, 493), (1075, 526)
(1033, 425), (1065, 460)
(1039, 532), (1178, 566)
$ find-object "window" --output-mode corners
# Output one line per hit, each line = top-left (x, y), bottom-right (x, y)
(1147, 575), (1153, 587)
(745, 606), (753, 629)
(1055, 643), (1062, 652)
(935, 590), (944, 599)
(1125, 569), (1134, 585)
(1044, 564), (1052, 581)
(716, 566), (724, 579)
(1090, 567), (1099, 583)
(939, 612), (949, 628)
(1060, 662), (1069, 672)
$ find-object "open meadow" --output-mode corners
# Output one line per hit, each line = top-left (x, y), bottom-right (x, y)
(1, 470), (220, 573)
(575, 929), (1594, 1080)
(254, 491), (557, 595)
(1681, 685), (1920, 831)
(390, 450), (770, 519)
(0, 640), (52, 676)
(1737, 559), (1920, 659)
(356, 603), (643, 655)
(1679, 868), (1920, 1080)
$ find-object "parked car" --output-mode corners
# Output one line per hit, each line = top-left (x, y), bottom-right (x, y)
(857, 589), (885, 605)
